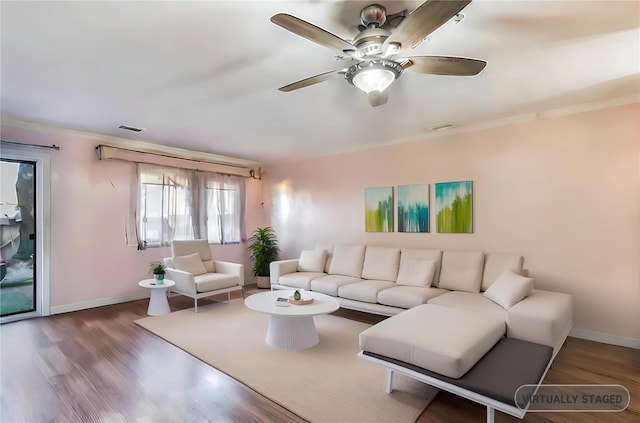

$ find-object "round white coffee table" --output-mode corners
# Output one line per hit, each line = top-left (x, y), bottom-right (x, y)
(138, 279), (175, 316)
(244, 290), (340, 349)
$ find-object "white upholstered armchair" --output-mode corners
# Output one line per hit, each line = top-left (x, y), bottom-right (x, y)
(163, 240), (244, 312)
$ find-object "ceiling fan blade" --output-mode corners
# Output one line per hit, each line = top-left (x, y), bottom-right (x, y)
(402, 56), (486, 76)
(278, 69), (345, 92)
(271, 13), (355, 53)
(385, 1), (471, 52)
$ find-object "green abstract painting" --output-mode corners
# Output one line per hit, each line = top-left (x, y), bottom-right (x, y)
(435, 181), (473, 233)
(365, 186), (393, 232)
(398, 184), (429, 233)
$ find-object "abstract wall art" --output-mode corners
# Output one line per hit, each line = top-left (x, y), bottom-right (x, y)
(397, 184), (429, 233)
(364, 186), (393, 232)
(435, 180), (473, 233)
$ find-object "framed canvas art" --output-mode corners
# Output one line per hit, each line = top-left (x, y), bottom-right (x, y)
(364, 186), (393, 232)
(398, 184), (429, 233)
(435, 180), (473, 233)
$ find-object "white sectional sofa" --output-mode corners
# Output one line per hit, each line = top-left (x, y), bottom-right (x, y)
(270, 244), (572, 354)
(270, 244), (573, 421)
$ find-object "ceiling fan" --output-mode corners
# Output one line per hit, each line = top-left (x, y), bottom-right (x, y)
(271, 0), (486, 107)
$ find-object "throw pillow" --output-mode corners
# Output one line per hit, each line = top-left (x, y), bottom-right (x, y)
(173, 252), (207, 276)
(297, 249), (327, 273)
(483, 270), (534, 310)
(396, 258), (436, 287)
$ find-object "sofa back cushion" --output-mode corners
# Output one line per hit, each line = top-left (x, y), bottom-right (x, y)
(315, 244), (334, 273)
(328, 244), (366, 278)
(297, 249), (327, 273)
(361, 246), (400, 281)
(482, 253), (524, 291)
(439, 251), (485, 293)
(396, 258), (436, 287)
(400, 248), (443, 285)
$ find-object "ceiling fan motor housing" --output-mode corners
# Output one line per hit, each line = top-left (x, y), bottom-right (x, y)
(360, 4), (387, 27)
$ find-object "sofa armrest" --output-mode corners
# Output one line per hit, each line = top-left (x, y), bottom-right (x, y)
(507, 289), (573, 353)
(270, 259), (299, 286)
(165, 268), (197, 295)
(214, 261), (245, 285)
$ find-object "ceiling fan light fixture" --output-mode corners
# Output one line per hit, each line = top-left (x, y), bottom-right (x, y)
(345, 59), (403, 95)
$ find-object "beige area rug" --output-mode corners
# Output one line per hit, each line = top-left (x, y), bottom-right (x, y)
(135, 299), (438, 423)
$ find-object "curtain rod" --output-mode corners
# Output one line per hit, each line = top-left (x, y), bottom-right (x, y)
(1, 140), (61, 151)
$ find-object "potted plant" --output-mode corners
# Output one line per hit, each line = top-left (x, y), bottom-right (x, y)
(149, 261), (167, 283)
(248, 227), (280, 288)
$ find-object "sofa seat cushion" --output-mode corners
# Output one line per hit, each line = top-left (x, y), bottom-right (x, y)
(359, 304), (505, 378)
(377, 286), (450, 309)
(194, 273), (239, 293)
(338, 280), (396, 304)
(428, 291), (507, 322)
(279, 272), (327, 290)
(507, 289), (573, 351)
(310, 274), (362, 296)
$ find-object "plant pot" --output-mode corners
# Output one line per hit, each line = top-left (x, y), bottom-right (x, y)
(155, 273), (165, 284)
(256, 276), (270, 289)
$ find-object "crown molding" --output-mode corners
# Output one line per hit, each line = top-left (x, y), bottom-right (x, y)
(1, 116), (260, 168)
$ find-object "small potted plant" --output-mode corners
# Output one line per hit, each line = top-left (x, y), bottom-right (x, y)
(248, 227), (280, 288)
(149, 261), (167, 283)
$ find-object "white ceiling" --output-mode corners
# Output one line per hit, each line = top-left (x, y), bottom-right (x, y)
(1, 1), (639, 164)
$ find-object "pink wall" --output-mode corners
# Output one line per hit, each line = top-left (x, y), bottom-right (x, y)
(1, 123), (264, 309)
(265, 104), (640, 342)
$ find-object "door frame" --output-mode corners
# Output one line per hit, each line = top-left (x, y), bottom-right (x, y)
(1, 147), (51, 323)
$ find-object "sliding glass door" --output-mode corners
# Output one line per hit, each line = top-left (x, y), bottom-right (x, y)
(0, 143), (50, 323)
(0, 159), (37, 317)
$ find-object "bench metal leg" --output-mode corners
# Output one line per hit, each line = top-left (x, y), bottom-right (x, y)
(386, 369), (394, 393)
(486, 406), (494, 423)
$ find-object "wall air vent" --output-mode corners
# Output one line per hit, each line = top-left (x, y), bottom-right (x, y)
(118, 124), (144, 132)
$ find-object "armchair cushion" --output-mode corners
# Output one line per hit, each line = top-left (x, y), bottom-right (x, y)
(194, 273), (239, 293)
(173, 252), (207, 276)
(172, 240), (216, 272)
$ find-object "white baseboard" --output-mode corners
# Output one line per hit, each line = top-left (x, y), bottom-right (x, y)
(570, 328), (640, 349)
(50, 292), (149, 315)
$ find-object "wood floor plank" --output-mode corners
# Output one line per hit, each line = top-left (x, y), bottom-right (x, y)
(1, 287), (638, 422)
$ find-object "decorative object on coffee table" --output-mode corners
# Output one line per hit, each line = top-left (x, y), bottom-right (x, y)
(248, 227), (280, 288)
(290, 290), (314, 305)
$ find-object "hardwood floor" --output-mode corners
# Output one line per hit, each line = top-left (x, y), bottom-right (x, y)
(1, 288), (638, 422)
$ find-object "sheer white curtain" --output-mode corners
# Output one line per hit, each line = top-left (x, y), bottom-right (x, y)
(136, 164), (195, 249)
(135, 164), (245, 248)
(197, 172), (246, 244)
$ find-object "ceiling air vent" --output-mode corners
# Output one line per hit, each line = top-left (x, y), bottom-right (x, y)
(118, 124), (144, 132)
(431, 123), (454, 131)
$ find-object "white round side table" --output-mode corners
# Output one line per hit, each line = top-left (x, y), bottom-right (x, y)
(138, 279), (175, 316)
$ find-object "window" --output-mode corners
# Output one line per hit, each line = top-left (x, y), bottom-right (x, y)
(136, 164), (245, 248)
